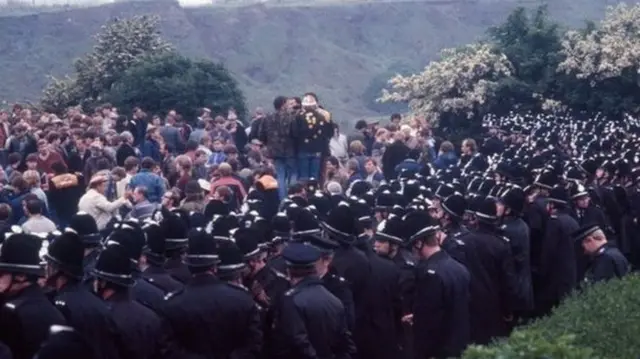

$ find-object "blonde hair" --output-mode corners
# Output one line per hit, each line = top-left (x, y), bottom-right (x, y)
(23, 170), (40, 188)
(349, 140), (365, 155)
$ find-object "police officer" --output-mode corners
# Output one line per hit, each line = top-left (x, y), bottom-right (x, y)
(67, 212), (102, 286)
(161, 209), (191, 284)
(140, 220), (183, 294)
(572, 224), (629, 284)
(43, 230), (122, 359)
(535, 185), (580, 317)
(34, 325), (97, 359)
(459, 197), (519, 344)
(271, 242), (356, 359)
(498, 186), (534, 316)
(0, 231), (66, 359)
(405, 210), (470, 358)
(160, 229), (263, 359)
(92, 243), (168, 359)
(438, 194), (470, 264)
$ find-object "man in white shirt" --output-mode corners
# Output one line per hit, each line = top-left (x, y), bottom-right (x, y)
(21, 194), (57, 234)
(116, 156), (139, 198)
(78, 174), (131, 231)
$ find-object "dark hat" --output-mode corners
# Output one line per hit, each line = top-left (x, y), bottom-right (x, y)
(534, 171), (558, 190)
(292, 209), (321, 238)
(107, 227), (144, 266)
(475, 197), (499, 224)
(36, 325), (97, 359)
(271, 212), (291, 242)
(403, 211), (439, 244)
(282, 242), (321, 268)
(209, 214), (239, 241)
(308, 191), (332, 221)
(305, 178), (319, 193)
(568, 183), (589, 200)
(233, 228), (262, 259)
(68, 212), (101, 246)
(216, 240), (246, 273)
(184, 180), (203, 195)
(204, 199), (229, 219)
(374, 215), (405, 245)
(322, 202), (357, 242)
(500, 187), (526, 215)
(571, 224), (600, 242)
(547, 185), (569, 205)
(160, 210), (189, 251)
(435, 183), (455, 200)
(375, 190), (395, 211)
(142, 221), (165, 258)
(0, 233), (44, 276)
(441, 194), (466, 219)
(184, 228), (219, 267)
(44, 230), (84, 279)
(348, 180), (372, 199)
(93, 243), (135, 287)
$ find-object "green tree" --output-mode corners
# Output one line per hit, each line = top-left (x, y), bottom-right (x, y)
(362, 63), (413, 115)
(106, 53), (246, 121)
(42, 15), (173, 113)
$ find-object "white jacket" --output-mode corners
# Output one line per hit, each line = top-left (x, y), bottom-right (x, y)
(78, 189), (130, 230)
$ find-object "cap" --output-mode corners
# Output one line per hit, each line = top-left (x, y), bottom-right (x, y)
(282, 242), (321, 268)
(572, 224), (600, 242)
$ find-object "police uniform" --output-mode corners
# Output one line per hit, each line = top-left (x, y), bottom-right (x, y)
(93, 243), (168, 359)
(141, 221), (183, 294)
(34, 326), (97, 359)
(0, 233), (66, 359)
(271, 242), (356, 359)
(160, 229), (263, 358)
(572, 225), (630, 284)
(44, 231), (122, 359)
(68, 212), (103, 287)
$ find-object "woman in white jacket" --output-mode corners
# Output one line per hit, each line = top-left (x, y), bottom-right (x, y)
(78, 174), (130, 231)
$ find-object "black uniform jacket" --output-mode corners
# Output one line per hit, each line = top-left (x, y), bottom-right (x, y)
(584, 243), (629, 284)
(53, 282), (123, 359)
(414, 250), (471, 359)
(271, 276), (356, 359)
(142, 265), (183, 294)
(0, 284), (66, 359)
(160, 274), (263, 359)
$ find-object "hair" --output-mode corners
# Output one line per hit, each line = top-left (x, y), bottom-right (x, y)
(96, 159), (111, 171)
(165, 189), (180, 205)
(365, 157), (377, 166)
(141, 157), (156, 170)
(326, 156), (339, 168)
(391, 113), (402, 121)
(22, 170), (40, 188)
(124, 157), (140, 172)
(175, 155), (192, 171)
(223, 145), (238, 155)
(440, 141), (454, 153)
(355, 120), (368, 131)
(186, 140), (199, 152)
(463, 138), (477, 152)
(46, 132), (60, 144)
(215, 186), (232, 202)
(346, 159), (359, 173)
(8, 153), (22, 166)
(200, 135), (211, 146)
(288, 182), (305, 196)
(134, 186), (148, 198)
(218, 163), (233, 177)
(51, 161), (68, 175)
(25, 153), (38, 163)
(111, 167), (126, 179)
(24, 197), (43, 215)
(273, 96), (288, 111)
(121, 131), (134, 144)
(326, 181), (342, 195)
(0, 204), (11, 221)
(349, 140), (365, 155)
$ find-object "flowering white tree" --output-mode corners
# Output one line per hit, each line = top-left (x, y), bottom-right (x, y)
(379, 43), (514, 125)
(558, 3), (640, 81)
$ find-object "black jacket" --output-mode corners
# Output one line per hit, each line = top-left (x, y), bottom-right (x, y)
(104, 290), (168, 359)
(584, 243), (629, 284)
(272, 276), (356, 359)
(48, 173), (84, 226)
(160, 274), (262, 359)
(382, 141), (410, 180)
(414, 250), (470, 358)
(142, 265), (183, 295)
(116, 144), (138, 167)
(459, 226), (520, 344)
(52, 282), (123, 359)
(132, 271), (166, 310)
(322, 272), (355, 331)
(0, 285), (66, 359)
(292, 110), (332, 155)
(501, 216), (534, 313)
(535, 211), (579, 316)
(330, 245), (371, 322)
(165, 256), (192, 284)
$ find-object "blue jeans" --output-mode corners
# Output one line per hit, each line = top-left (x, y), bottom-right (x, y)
(274, 157), (298, 199)
(297, 152), (321, 182)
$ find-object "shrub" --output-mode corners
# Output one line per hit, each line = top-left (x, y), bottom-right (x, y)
(464, 274), (640, 359)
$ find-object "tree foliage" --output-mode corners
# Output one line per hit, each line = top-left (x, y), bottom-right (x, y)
(42, 15), (173, 113)
(106, 53), (246, 121)
(362, 63), (413, 115)
(380, 43), (514, 125)
(381, 3), (640, 132)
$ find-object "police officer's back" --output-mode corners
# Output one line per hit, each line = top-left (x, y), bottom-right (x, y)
(573, 225), (629, 284)
(34, 325), (97, 359)
(43, 230), (122, 359)
(404, 212), (471, 358)
(67, 212), (102, 287)
(92, 243), (167, 359)
(0, 232), (66, 359)
(160, 229), (263, 359)
(140, 221), (183, 294)
(272, 242), (356, 359)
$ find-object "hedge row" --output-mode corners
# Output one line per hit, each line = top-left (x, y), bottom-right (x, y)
(463, 274), (640, 359)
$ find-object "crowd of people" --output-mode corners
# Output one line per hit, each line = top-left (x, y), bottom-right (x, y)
(0, 94), (634, 359)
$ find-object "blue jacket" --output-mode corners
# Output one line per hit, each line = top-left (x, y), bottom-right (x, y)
(9, 191), (30, 224)
(129, 169), (165, 203)
(394, 159), (422, 177)
(140, 139), (162, 163)
(433, 152), (458, 170)
(348, 173), (364, 185)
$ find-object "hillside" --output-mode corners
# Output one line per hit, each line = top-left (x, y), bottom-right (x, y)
(0, 0), (619, 123)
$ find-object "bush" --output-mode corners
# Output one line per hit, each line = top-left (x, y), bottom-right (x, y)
(463, 274), (640, 359)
